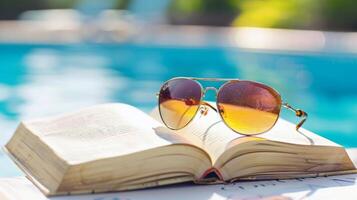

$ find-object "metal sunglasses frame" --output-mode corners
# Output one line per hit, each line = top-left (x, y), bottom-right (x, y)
(157, 77), (308, 135)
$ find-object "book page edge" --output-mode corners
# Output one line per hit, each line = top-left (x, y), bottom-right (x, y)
(235, 169), (357, 181)
(2, 146), (52, 196)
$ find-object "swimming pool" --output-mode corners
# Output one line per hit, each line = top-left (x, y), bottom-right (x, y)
(0, 42), (357, 176)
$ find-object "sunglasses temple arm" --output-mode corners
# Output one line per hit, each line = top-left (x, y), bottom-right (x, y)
(282, 102), (308, 131)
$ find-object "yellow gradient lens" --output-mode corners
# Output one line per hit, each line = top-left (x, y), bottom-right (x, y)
(159, 78), (202, 129)
(217, 81), (281, 135)
(159, 99), (200, 129)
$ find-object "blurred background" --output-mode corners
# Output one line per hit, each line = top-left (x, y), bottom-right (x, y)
(1, 0), (357, 176)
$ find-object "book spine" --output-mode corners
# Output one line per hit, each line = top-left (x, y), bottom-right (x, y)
(196, 168), (224, 183)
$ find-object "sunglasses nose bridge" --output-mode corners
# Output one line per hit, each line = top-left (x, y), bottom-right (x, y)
(203, 87), (218, 98)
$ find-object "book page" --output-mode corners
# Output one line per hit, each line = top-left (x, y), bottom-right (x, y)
(2, 172), (357, 200)
(23, 103), (195, 164)
(150, 102), (339, 163)
(150, 103), (240, 163)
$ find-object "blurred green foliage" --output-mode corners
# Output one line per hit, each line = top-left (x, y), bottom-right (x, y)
(169, 0), (357, 30)
(0, 0), (130, 19)
(232, 0), (314, 29)
(167, 0), (239, 26)
(234, 0), (357, 30)
(169, 0), (239, 14)
(1, 0), (357, 30)
(321, 0), (357, 30)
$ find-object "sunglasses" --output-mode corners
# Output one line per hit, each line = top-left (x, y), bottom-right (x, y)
(157, 77), (308, 136)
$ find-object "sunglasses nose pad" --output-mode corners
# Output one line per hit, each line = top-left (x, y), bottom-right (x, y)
(199, 105), (209, 117)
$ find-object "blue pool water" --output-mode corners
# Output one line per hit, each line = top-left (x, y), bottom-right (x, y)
(0, 43), (357, 176)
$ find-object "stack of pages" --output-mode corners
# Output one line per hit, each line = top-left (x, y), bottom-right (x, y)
(1, 103), (356, 197)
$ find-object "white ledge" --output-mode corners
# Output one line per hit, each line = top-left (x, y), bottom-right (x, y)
(1, 21), (357, 53)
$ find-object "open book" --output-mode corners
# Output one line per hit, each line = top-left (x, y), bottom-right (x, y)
(4, 103), (356, 196)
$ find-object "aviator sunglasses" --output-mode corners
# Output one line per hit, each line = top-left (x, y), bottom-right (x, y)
(157, 77), (308, 135)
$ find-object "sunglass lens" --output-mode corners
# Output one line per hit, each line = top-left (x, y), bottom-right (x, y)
(159, 78), (202, 129)
(217, 81), (281, 135)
